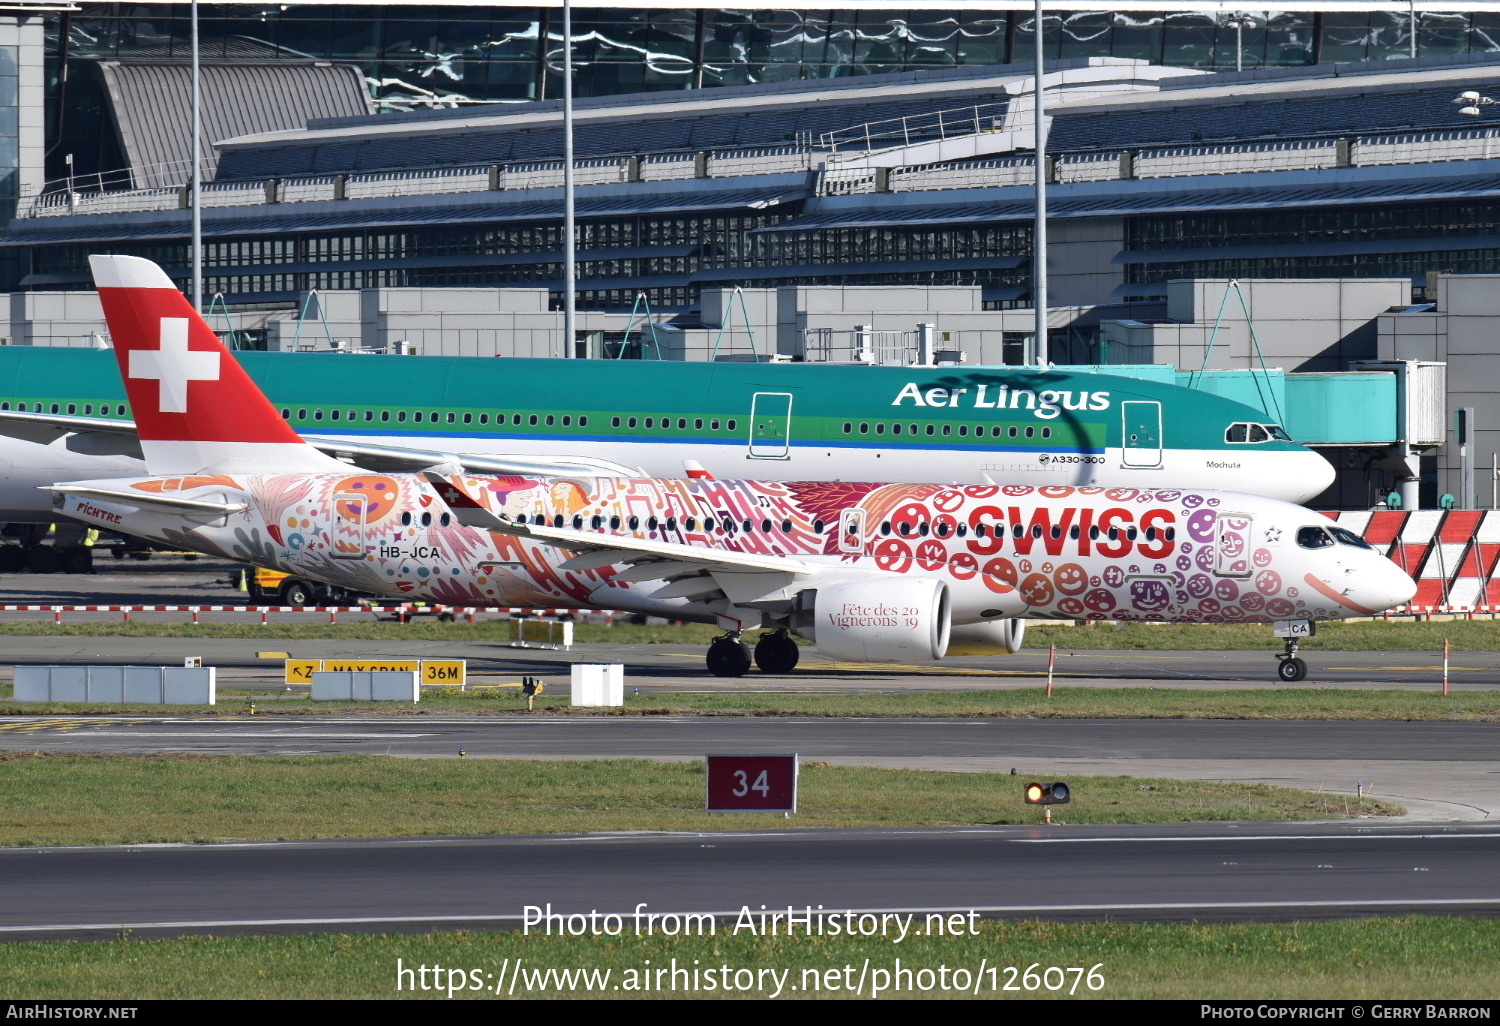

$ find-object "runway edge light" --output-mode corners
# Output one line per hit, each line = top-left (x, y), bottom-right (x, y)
(1024, 781), (1071, 805)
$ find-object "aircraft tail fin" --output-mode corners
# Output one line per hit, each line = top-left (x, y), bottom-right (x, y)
(89, 255), (346, 476)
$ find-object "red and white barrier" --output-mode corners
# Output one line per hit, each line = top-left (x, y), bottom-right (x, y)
(1325, 506), (1500, 618)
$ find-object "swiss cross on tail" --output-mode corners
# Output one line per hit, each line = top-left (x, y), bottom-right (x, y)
(128, 317), (220, 414)
(89, 254), (343, 475)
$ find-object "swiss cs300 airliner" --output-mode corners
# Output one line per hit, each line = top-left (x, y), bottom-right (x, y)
(47, 256), (1411, 680)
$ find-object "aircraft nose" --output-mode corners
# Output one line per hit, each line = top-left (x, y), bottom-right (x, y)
(1358, 557), (1417, 615)
(1287, 449), (1336, 505)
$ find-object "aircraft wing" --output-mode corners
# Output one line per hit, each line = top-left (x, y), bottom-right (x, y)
(429, 474), (817, 606)
(301, 435), (641, 478)
(0, 409), (141, 449)
(43, 484), (248, 516)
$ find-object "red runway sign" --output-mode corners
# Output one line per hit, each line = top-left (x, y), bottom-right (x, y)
(706, 754), (799, 814)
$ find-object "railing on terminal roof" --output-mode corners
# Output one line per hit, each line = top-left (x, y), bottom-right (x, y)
(819, 103), (1008, 153)
(18, 124), (1500, 220)
(803, 326), (931, 366)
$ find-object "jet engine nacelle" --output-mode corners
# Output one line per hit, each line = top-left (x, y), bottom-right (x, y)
(943, 618), (1026, 656)
(809, 577), (951, 664)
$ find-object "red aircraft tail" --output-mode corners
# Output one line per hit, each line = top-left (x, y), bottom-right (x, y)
(89, 254), (344, 476)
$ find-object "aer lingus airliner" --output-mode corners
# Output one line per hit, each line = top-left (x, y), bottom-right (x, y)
(43, 256), (1412, 681)
(0, 283), (1332, 523)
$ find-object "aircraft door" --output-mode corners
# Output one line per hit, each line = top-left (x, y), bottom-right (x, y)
(1213, 512), (1254, 577)
(331, 491), (374, 560)
(838, 508), (866, 554)
(748, 391), (793, 459)
(1122, 401), (1163, 468)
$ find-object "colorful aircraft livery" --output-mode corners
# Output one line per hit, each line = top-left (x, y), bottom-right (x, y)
(79, 472), (1398, 627)
(44, 255), (1415, 680)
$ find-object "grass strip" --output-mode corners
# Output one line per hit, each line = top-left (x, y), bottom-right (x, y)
(0, 754), (1399, 847)
(2, 917), (1492, 999)
(1, 688), (1494, 719)
(2, 618), (1500, 650)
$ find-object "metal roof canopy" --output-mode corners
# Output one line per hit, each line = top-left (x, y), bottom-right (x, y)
(94, 59), (372, 189)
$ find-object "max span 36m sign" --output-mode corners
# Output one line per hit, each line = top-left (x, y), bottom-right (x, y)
(284, 658), (465, 686)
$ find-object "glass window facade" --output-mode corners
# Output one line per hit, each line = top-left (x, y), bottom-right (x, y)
(24, 7), (1500, 307)
(21, 210), (1031, 308)
(1125, 203), (1500, 292)
(39, 6), (1500, 183)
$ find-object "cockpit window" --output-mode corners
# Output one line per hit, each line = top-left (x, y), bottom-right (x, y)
(1296, 526), (1335, 549)
(1227, 422), (1293, 444)
(1329, 526), (1373, 550)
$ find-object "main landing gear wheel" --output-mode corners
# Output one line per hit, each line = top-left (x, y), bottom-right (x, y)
(1275, 636), (1309, 682)
(753, 631), (800, 674)
(706, 634), (751, 677)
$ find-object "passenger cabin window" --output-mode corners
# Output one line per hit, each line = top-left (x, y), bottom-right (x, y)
(1297, 526), (1335, 549)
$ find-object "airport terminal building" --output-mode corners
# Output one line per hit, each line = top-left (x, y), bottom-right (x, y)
(7, 5), (1500, 509)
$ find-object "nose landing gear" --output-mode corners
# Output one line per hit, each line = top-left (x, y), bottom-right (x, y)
(1275, 637), (1308, 682)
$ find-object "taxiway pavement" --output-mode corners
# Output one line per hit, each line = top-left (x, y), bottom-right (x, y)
(0, 822), (1493, 940)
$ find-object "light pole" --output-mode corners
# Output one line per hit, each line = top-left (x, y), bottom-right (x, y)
(1032, 0), (1048, 368)
(1225, 12), (1255, 74)
(190, 0), (202, 313)
(562, 0), (575, 359)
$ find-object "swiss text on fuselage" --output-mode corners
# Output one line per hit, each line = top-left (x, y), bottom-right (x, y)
(953, 506), (1177, 559)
